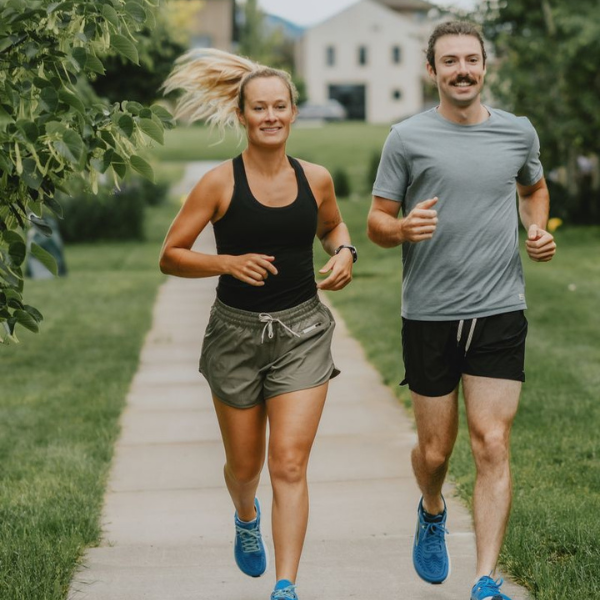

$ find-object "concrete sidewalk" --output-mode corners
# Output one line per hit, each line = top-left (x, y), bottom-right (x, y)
(68, 168), (529, 599)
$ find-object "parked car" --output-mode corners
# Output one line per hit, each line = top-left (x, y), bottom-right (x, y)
(296, 99), (347, 121)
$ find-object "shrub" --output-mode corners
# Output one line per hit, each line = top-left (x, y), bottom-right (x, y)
(367, 150), (381, 191)
(58, 180), (147, 243)
(333, 167), (351, 198)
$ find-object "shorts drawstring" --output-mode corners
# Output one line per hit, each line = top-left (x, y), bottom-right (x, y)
(457, 318), (478, 356)
(259, 313), (302, 344)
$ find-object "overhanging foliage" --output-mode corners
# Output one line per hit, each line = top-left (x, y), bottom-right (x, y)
(0, 0), (175, 343)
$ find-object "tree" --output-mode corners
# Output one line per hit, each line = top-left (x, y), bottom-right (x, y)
(0, 0), (175, 343)
(476, 0), (600, 222)
(90, 1), (191, 104)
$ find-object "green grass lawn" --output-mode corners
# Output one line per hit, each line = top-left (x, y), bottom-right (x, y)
(0, 201), (178, 600)
(319, 199), (600, 600)
(153, 122), (391, 195)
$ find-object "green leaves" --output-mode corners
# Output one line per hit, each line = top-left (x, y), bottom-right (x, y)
(53, 129), (84, 163)
(138, 118), (163, 144)
(30, 242), (58, 276)
(130, 155), (154, 181)
(111, 34), (139, 65)
(0, 0), (170, 342)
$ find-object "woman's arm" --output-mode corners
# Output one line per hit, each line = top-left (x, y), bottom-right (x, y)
(159, 163), (278, 285)
(303, 162), (354, 291)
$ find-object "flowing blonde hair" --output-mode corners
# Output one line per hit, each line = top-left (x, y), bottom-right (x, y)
(163, 48), (298, 136)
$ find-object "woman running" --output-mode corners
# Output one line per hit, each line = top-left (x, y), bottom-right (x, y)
(160, 49), (356, 600)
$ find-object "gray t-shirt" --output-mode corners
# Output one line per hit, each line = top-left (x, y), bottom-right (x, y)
(372, 107), (543, 321)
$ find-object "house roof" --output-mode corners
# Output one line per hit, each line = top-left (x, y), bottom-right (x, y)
(376, 0), (436, 12)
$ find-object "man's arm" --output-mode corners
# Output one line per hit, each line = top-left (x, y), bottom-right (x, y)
(517, 177), (557, 262)
(367, 196), (439, 248)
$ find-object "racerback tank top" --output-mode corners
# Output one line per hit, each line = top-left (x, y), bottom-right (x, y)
(213, 155), (318, 312)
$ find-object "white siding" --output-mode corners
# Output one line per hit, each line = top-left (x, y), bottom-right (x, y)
(301, 0), (428, 123)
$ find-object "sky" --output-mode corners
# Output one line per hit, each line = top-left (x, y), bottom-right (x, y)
(258, 0), (477, 27)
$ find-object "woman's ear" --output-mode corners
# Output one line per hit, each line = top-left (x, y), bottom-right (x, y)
(236, 108), (246, 127)
(290, 105), (298, 124)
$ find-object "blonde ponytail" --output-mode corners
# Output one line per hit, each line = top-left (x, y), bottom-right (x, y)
(163, 48), (298, 136)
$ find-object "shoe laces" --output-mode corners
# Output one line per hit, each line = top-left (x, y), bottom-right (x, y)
(235, 522), (262, 553)
(473, 576), (509, 599)
(420, 521), (449, 555)
(271, 584), (297, 600)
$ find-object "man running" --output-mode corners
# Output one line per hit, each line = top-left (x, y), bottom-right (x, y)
(368, 20), (556, 600)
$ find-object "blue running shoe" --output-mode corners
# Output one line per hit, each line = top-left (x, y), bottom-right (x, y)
(412, 496), (450, 584)
(234, 498), (268, 577)
(471, 575), (512, 600)
(271, 583), (298, 600)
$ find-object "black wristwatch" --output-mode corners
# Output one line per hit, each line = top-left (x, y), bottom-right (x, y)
(334, 244), (358, 263)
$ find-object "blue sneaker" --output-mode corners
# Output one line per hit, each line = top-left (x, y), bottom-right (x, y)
(412, 496), (450, 584)
(471, 576), (512, 600)
(234, 498), (268, 577)
(271, 583), (298, 600)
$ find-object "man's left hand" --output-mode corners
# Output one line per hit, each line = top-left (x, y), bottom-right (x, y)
(526, 224), (556, 262)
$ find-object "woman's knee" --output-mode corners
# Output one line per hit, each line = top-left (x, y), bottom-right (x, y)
(268, 449), (307, 485)
(225, 458), (263, 485)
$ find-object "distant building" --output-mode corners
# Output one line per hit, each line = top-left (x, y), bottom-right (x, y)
(298, 0), (436, 124)
(189, 0), (238, 50)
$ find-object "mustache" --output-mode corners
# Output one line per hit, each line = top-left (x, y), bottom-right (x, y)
(451, 76), (477, 85)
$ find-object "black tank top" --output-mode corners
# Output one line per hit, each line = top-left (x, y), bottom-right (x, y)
(213, 155), (318, 312)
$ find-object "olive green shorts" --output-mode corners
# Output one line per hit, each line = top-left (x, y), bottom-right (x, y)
(199, 296), (340, 409)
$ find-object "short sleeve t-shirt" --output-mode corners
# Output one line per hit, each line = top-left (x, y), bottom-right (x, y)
(372, 107), (543, 321)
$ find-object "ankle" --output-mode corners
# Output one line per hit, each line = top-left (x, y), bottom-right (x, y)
(274, 579), (295, 590)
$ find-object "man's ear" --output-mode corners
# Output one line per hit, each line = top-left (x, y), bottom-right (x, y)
(426, 62), (437, 83)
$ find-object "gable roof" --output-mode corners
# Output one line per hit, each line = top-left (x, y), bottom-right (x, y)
(376, 0), (436, 11)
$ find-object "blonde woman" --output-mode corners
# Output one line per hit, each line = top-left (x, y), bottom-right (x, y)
(160, 50), (356, 600)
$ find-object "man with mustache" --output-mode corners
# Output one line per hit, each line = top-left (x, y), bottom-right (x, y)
(367, 21), (556, 600)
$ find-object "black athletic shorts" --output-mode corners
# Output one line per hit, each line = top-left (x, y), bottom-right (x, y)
(400, 310), (528, 397)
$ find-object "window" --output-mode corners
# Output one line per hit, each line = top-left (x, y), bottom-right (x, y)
(326, 46), (335, 66)
(392, 89), (403, 101)
(392, 45), (402, 64)
(358, 46), (368, 66)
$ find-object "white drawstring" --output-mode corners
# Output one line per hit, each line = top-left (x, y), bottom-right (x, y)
(259, 313), (301, 344)
(457, 318), (477, 355)
(464, 318), (477, 354)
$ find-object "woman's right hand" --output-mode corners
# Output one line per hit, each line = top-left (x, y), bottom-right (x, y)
(227, 254), (278, 286)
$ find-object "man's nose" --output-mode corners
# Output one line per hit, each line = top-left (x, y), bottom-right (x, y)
(457, 59), (469, 74)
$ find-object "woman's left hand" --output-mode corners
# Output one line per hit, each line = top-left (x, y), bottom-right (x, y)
(317, 251), (353, 290)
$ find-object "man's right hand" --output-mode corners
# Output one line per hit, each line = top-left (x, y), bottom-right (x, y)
(400, 197), (439, 242)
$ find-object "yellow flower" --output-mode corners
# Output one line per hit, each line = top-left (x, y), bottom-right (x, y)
(547, 218), (563, 232)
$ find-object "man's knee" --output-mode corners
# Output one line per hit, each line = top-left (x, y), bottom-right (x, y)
(470, 429), (510, 467)
(415, 442), (453, 471)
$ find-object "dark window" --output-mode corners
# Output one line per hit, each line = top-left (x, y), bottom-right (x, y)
(326, 46), (335, 66)
(329, 84), (366, 121)
(392, 89), (402, 100)
(358, 46), (368, 66)
(392, 45), (402, 64)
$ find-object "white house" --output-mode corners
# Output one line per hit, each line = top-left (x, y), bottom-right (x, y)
(298, 0), (435, 124)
